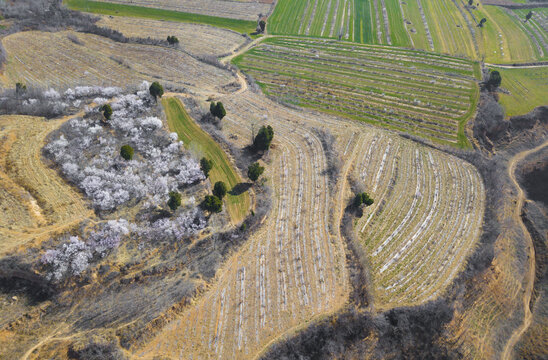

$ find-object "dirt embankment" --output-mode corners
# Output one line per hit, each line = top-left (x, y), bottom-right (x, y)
(511, 146), (548, 360)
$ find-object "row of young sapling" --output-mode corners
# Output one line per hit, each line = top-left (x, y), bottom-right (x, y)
(351, 135), (483, 304)
(162, 90), (343, 358)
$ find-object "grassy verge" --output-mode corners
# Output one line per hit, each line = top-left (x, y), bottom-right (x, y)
(162, 97), (250, 224)
(64, 0), (256, 34)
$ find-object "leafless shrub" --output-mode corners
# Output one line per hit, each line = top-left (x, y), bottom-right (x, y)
(312, 128), (341, 187)
(109, 55), (131, 69)
(0, 43), (7, 68)
(67, 33), (83, 45)
(195, 54), (236, 74)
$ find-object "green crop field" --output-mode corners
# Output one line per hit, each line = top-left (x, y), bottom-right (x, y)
(492, 66), (548, 118)
(268, 0), (412, 46)
(162, 97), (251, 223)
(267, 0), (546, 64)
(234, 37), (480, 147)
(64, 0), (256, 34)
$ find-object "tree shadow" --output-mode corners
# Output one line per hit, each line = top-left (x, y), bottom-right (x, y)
(230, 182), (252, 196)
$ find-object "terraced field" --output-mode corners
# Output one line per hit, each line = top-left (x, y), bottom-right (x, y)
(95, 16), (247, 56)
(0, 115), (92, 255)
(0, 31), (235, 93)
(136, 89), (351, 360)
(87, 0), (271, 21)
(492, 66), (548, 117)
(133, 82), (486, 357)
(234, 37), (480, 147)
(163, 97), (251, 224)
(350, 134), (485, 307)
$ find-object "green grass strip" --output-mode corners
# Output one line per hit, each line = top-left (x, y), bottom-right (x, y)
(162, 97), (251, 223)
(64, 0), (256, 34)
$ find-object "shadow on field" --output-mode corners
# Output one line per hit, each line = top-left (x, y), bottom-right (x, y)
(230, 182), (252, 196)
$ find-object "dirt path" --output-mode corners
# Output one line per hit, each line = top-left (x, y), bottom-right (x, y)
(220, 35), (273, 65)
(501, 139), (548, 360)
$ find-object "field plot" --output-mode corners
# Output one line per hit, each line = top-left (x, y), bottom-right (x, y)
(65, 0), (256, 33)
(0, 31), (235, 93)
(509, 8), (548, 60)
(420, 0), (478, 59)
(468, 4), (539, 63)
(82, 0), (271, 21)
(268, 0), (413, 46)
(234, 37), (480, 147)
(162, 97), (250, 223)
(95, 16), (247, 56)
(136, 89), (352, 360)
(351, 134), (485, 307)
(0, 115), (91, 255)
(492, 66), (548, 117)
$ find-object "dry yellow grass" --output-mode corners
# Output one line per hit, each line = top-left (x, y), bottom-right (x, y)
(95, 15), (247, 56)
(0, 31), (235, 93)
(0, 115), (92, 255)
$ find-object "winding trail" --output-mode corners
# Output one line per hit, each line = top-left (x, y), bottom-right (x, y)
(501, 139), (548, 360)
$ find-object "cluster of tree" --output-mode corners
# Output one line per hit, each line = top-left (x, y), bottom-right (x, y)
(149, 81), (164, 99)
(44, 90), (204, 212)
(209, 101), (226, 119)
(525, 11), (533, 22)
(167, 35), (179, 45)
(354, 192), (374, 208)
(202, 180), (228, 213)
(253, 125), (274, 152)
(15, 82), (27, 96)
(478, 18), (487, 27)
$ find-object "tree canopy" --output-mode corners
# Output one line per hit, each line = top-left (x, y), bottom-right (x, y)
(149, 81), (164, 99)
(203, 195), (223, 213)
(167, 191), (182, 211)
(167, 35), (179, 45)
(354, 192), (374, 208)
(200, 157), (213, 178)
(101, 104), (112, 120)
(248, 162), (265, 182)
(487, 70), (502, 89)
(213, 181), (228, 199)
(253, 125), (274, 152)
(209, 101), (226, 119)
(120, 145), (134, 160)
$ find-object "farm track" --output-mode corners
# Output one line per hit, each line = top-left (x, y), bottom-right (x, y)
(501, 140), (548, 360)
(0, 114), (92, 255)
